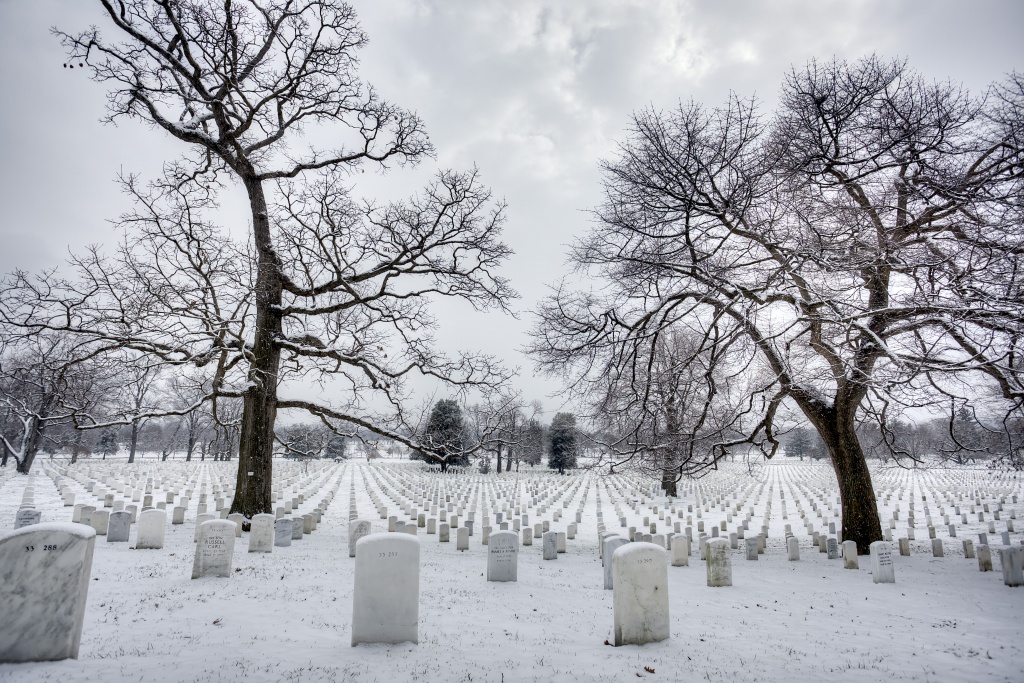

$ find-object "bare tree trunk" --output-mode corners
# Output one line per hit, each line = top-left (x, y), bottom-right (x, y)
(496, 443), (503, 473)
(230, 175), (281, 522)
(70, 429), (82, 464)
(660, 462), (678, 497)
(15, 415), (43, 474)
(128, 421), (140, 464)
(660, 395), (680, 497)
(806, 406), (883, 554)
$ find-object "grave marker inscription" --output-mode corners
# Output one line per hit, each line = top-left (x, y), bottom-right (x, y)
(0, 523), (96, 663)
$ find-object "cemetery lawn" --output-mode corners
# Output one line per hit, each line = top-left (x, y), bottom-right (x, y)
(1, 460), (1022, 683)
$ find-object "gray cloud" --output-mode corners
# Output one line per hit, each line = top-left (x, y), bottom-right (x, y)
(1, 0), (1021, 407)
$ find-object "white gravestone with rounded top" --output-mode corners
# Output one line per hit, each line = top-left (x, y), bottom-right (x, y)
(604, 536), (630, 589)
(228, 513), (245, 537)
(14, 509), (41, 529)
(842, 540), (860, 569)
(999, 546), (1023, 587)
(135, 509), (166, 549)
(612, 542), (669, 646)
(787, 536), (800, 561)
(706, 537), (732, 587)
(191, 520), (237, 579)
(870, 541), (895, 583)
(542, 530), (558, 560)
(349, 519), (372, 558)
(90, 509), (110, 536)
(670, 534), (689, 567)
(0, 522), (95, 662)
(487, 530), (519, 582)
(274, 518), (292, 547)
(194, 513), (216, 541)
(352, 533), (420, 646)
(978, 544), (993, 571)
(248, 514), (275, 553)
(106, 511), (132, 543)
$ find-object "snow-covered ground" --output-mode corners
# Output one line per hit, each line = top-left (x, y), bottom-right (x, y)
(0, 458), (1021, 683)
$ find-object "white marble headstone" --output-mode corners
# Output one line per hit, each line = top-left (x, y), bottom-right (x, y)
(842, 540), (859, 569)
(14, 509), (41, 529)
(274, 518), (292, 547)
(191, 519), (237, 579)
(604, 536), (630, 589)
(351, 533), (420, 645)
(135, 509), (166, 550)
(869, 541), (895, 583)
(487, 530), (519, 582)
(194, 513), (216, 541)
(744, 536), (759, 560)
(706, 537), (732, 587)
(542, 531), (558, 560)
(249, 514), (275, 553)
(978, 544), (993, 571)
(106, 511), (132, 543)
(349, 519), (372, 558)
(228, 513), (245, 537)
(612, 542), (669, 646)
(999, 546), (1023, 587)
(0, 523), (95, 662)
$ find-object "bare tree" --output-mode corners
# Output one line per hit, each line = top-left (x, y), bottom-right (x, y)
(166, 372), (213, 462)
(115, 361), (163, 463)
(0, 334), (103, 473)
(209, 396), (243, 462)
(464, 392), (531, 473)
(0, 1), (515, 518)
(275, 420), (347, 459)
(588, 328), (752, 495)
(531, 57), (1024, 552)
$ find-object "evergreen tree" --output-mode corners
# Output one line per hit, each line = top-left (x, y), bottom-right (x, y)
(97, 428), (119, 459)
(324, 433), (349, 460)
(521, 419), (546, 467)
(419, 399), (468, 472)
(548, 413), (578, 474)
(787, 427), (811, 461)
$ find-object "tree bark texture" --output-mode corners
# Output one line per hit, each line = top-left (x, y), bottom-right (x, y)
(805, 405), (883, 554)
(128, 422), (139, 464)
(230, 175), (281, 521)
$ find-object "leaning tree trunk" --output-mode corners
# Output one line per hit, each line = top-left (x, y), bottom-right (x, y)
(230, 175), (282, 523)
(16, 415), (44, 474)
(806, 405), (883, 554)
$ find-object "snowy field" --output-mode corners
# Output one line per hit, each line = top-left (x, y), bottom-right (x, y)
(1, 458), (1022, 683)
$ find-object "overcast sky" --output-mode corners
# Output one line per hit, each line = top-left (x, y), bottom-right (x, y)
(1, 0), (1022, 412)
